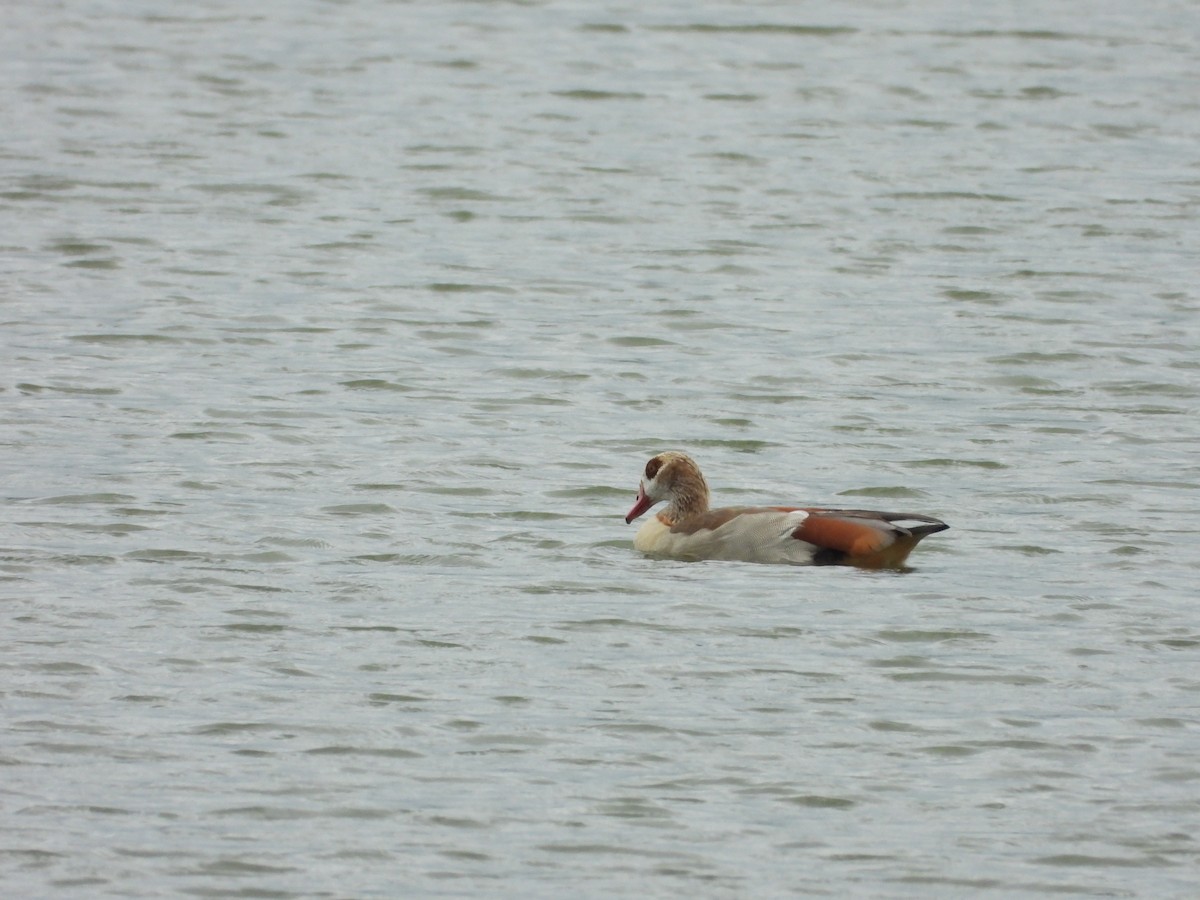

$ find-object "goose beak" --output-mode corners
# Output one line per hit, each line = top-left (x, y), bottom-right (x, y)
(625, 485), (653, 524)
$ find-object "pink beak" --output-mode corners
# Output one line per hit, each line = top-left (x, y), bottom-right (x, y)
(625, 485), (654, 524)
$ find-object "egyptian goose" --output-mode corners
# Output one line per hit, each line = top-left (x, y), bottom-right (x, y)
(624, 451), (948, 568)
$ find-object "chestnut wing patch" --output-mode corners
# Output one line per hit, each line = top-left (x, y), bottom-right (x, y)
(790, 508), (949, 567)
(791, 511), (896, 556)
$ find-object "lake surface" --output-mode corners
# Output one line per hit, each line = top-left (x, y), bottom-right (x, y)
(3, 0), (1199, 896)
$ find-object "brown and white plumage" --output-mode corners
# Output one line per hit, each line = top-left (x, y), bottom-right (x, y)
(624, 451), (948, 568)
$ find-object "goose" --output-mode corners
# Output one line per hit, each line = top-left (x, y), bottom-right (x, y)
(625, 451), (948, 568)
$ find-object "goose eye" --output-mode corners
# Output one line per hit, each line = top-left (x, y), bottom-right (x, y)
(644, 456), (663, 480)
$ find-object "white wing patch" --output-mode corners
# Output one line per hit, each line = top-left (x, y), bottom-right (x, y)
(634, 508), (818, 564)
(777, 509), (810, 538)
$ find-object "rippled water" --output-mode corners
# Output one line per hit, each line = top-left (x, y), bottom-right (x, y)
(3, 0), (1199, 896)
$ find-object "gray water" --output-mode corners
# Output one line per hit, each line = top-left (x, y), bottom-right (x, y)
(3, 0), (1200, 896)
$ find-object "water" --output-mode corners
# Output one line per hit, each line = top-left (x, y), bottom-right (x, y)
(3, 0), (1199, 896)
